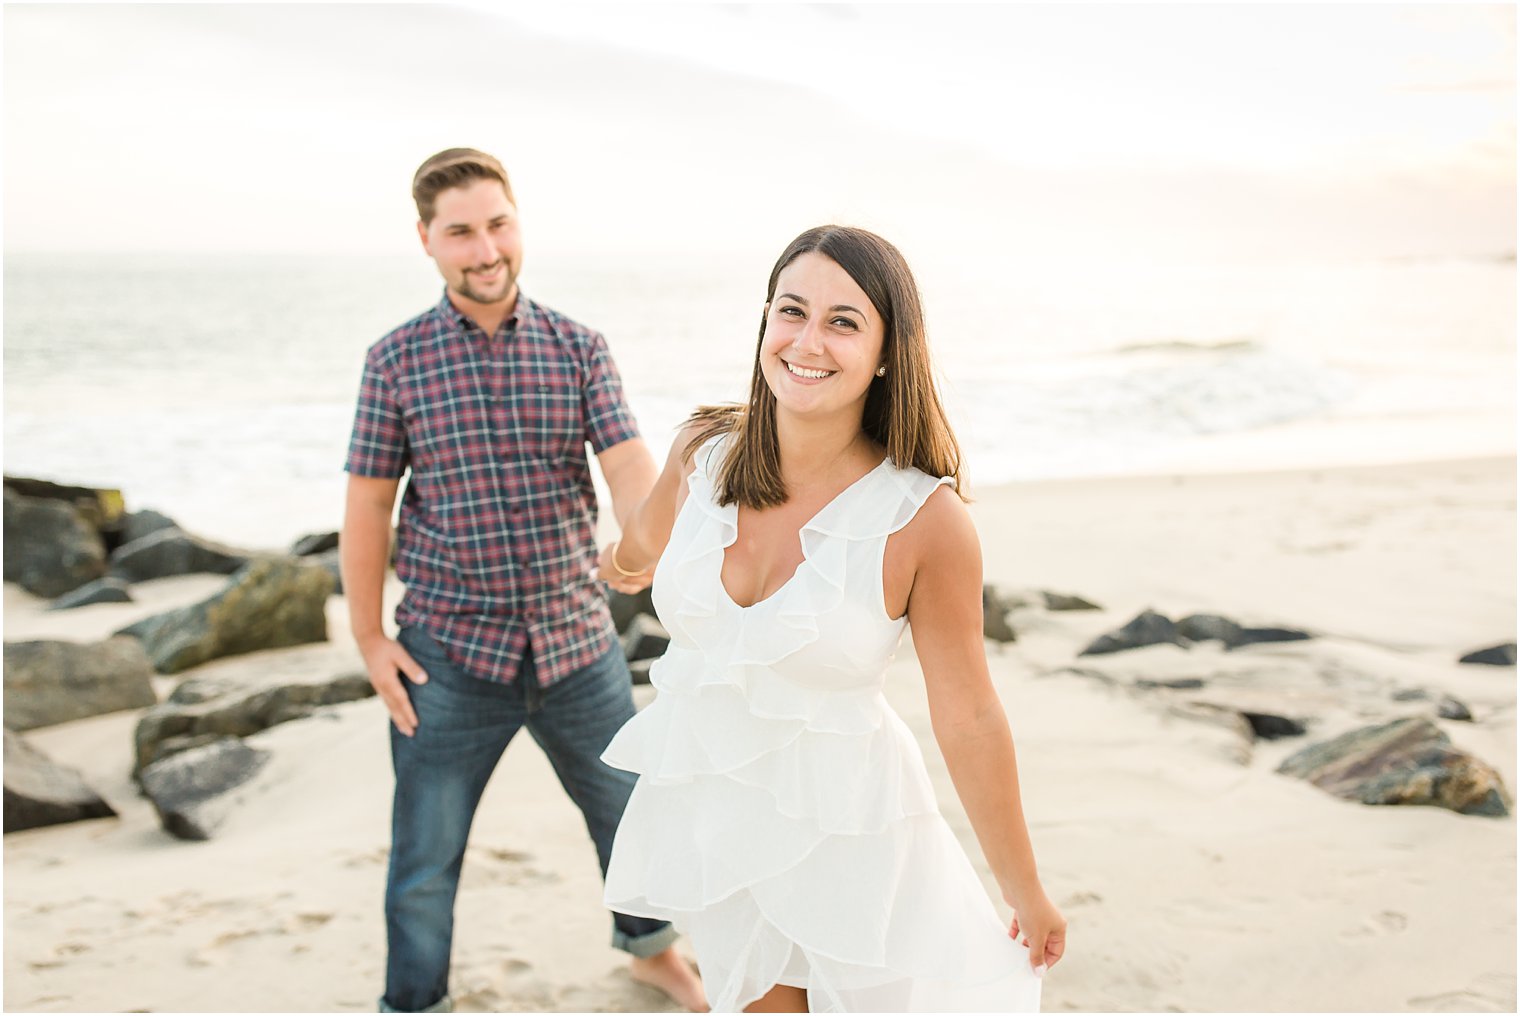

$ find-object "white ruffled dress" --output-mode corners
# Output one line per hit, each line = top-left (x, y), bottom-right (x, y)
(602, 435), (1042, 1013)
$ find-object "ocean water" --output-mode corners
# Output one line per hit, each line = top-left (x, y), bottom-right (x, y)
(3, 251), (1513, 547)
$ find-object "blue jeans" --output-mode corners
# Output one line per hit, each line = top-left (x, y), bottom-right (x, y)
(380, 625), (676, 1013)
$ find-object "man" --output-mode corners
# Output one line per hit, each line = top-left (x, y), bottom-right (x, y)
(341, 148), (704, 1014)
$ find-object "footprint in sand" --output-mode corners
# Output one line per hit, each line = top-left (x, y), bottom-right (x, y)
(481, 847), (532, 863)
(29, 939), (93, 970)
(1407, 988), (1512, 1013)
(450, 981), (518, 1013)
(188, 929), (262, 967)
(341, 846), (391, 868)
(459, 846), (560, 889)
(458, 943), (533, 978)
(187, 910), (339, 966)
(289, 911), (335, 931)
(1340, 909), (1408, 939)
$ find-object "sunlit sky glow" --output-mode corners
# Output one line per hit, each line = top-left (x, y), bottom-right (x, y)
(3, 3), (1514, 261)
(486, 3), (1514, 174)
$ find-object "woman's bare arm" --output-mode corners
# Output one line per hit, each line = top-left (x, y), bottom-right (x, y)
(903, 487), (1066, 972)
(597, 422), (705, 589)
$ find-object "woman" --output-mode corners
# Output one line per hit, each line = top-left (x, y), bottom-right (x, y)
(597, 226), (1064, 1013)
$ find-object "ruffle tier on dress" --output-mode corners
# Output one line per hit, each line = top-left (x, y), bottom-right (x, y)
(603, 435), (1042, 1013)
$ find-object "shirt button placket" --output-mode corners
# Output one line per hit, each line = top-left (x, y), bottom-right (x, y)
(488, 331), (516, 609)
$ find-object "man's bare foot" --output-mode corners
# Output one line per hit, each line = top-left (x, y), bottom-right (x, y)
(630, 946), (708, 1012)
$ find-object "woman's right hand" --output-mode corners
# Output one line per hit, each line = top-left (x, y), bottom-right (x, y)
(597, 420), (707, 597)
(599, 541), (655, 594)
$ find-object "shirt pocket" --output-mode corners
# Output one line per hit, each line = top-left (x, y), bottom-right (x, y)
(513, 375), (585, 458)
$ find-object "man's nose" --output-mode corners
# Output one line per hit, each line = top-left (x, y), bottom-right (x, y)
(473, 234), (498, 265)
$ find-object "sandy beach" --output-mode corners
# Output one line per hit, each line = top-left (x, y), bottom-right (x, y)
(4, 454), (1515, 1013)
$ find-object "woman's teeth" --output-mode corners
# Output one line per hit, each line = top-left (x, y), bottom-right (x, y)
(786, 361), (836, 380)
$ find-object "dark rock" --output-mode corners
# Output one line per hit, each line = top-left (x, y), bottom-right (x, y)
(629, 658), (654, 686)
(1242, 712), (1307, 740)
(290, 531), (339, 557)
(1177, 613), (1313, 650)
(1177, 614), (1245, 645)
(4, 728), (117, 833)
(3, 488), (108, 597)
(108, 528), (251, 583)
(1437, 696), (1473, 722)
(3, 637), (157, 731)
(138, 736), (271, 840)
(608, 586), (658, 633)
(1042, 591), (1102, 612)
(1079, 609), (1186, 656)
(1459, 643), (1516, 667)
(309, 548), (342, 594)
(1134, 677), (1207, 690)
(3, 475), (125, 534)
(46, 576), (134, 611)
(118, 508), (180, 547)
(139, 733), (227, 771)
(1391, 688), (1429, 702)
(115, 558), (335, 674)
(1277, 716), (1511, 816)
(1232, 626), (1314, 649)
(621, 614), (670, 663)
(132, 668), (373, 773)
(982, 585), (1020, 643)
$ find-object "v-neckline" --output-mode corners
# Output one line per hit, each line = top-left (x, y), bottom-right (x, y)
(718, 455), (891, 612)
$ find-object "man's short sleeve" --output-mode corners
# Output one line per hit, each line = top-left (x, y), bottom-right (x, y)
(345, 346), (409, 478)
(582, 331), (640, 454)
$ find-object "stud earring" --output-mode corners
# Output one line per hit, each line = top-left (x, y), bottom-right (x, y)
(875, 366), (887, 377)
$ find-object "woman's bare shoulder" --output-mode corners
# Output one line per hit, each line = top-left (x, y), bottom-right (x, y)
(900, 482), (980, 568)
(666, 418), (725, 479)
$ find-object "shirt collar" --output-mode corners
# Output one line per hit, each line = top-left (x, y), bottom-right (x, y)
(434, 288), (533, 339)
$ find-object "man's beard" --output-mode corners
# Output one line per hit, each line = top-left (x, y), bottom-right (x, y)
(457, 261), (516, 304)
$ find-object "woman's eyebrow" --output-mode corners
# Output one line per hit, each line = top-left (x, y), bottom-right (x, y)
(778, 293), (863, 317)
(777, 293), (867, 319)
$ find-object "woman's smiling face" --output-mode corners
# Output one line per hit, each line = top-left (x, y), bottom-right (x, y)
(760, 251), (886, 421)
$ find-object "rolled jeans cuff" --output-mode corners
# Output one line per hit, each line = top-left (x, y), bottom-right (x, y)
(378, 993), (452, 1013)
(613, 920), (680, 959)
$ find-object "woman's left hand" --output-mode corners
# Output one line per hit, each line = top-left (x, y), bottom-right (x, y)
(1008, 889), (1066, 976)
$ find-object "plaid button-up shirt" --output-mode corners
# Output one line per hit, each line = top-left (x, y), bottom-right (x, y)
(345, 291), (639, 688)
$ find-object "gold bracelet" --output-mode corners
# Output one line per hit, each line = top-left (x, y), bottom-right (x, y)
(608, 540), (646, 578)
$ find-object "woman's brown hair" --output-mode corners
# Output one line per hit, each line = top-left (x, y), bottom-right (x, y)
(684, 225), (965, 509)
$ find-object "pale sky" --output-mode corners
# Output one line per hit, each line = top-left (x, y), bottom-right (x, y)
(489, 3), (1515, 174)
(3, 3), (1514, 261)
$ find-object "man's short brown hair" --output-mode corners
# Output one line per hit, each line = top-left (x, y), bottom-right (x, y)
(412, 148), (514, 225)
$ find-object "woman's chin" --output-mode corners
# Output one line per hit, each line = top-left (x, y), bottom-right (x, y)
(765, 369), (870, 420)
(772, 393), (868, 423)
